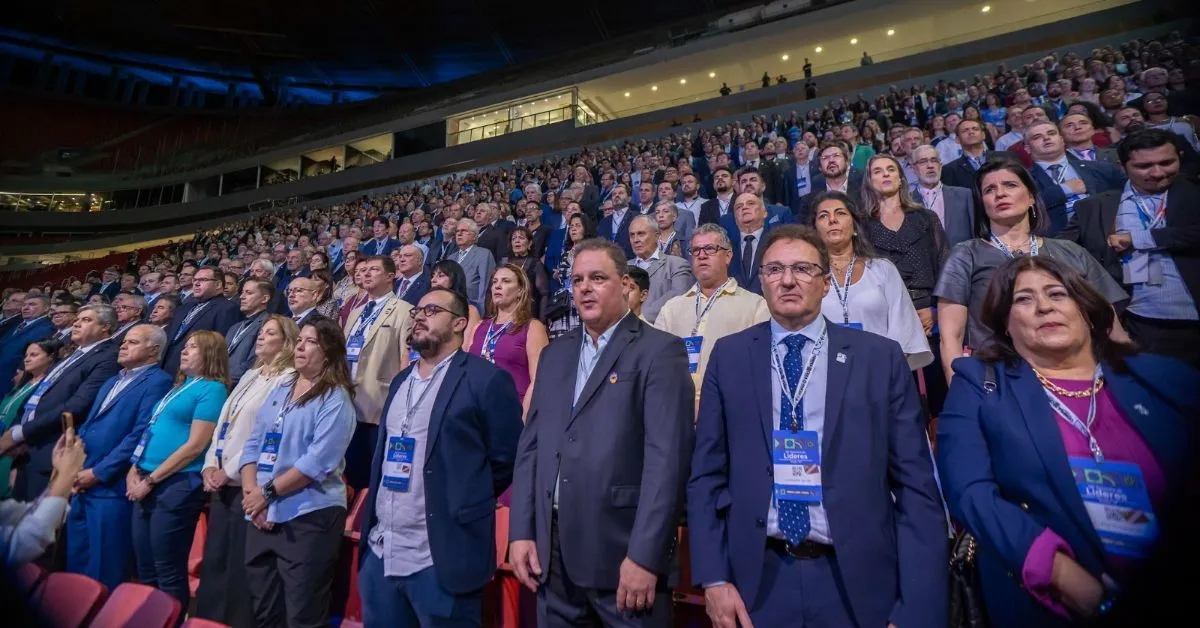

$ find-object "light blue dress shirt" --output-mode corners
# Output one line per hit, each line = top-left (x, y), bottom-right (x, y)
(1037, 156), (1088, 213)
(767, 315), (832, 544)
(240, 380), (356, 523)
(1115, 183), (1198, 320)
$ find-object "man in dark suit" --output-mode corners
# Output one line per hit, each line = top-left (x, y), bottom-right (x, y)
(1061, 112), (1119, 165)
(358, 288), (523, 628)
(361, 217), (401, 257)
(474, 203), (515, 263)
(795, 143), (863, 224)
(161, 266), (241, 374)
(574, 165), (602, 219)
(781, 142), (820, 216)
(0, 304), (122, 501)
(940, 119), (1016, 190)
(89, 267), (121, 300)
(596, 184), (637, 259)
(67, 323), (173, 590)
(510, 239), (694, 628)
(431, 217), (460, 267)
(393, 245), (431, 307)
(699, 167), (737, 226)
(911, 145), (977, 246)
(723, 193), (786, 296)
(687, 224), (947, 628)
(226, 279), (273, 383)
(1026, 120), (1126, 236)
(0, 294), (54, 398)
(1061, 129), (1200, 366)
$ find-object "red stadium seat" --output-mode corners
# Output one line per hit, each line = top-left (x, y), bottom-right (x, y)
(181, 618), (231, 628)
(30, 572), (108, 627)
(89, 582), (182, 628)
(13, 562), (47, 595)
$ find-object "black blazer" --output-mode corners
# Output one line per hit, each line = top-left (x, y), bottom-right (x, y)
(14, 338), (121, 500)
(395, 272), (432, 307)
(698, 197), (734, 226)
(476, 220), (515, 263)
(794, 171), (864, 225)
(940, 150), (1017, 190)
(597, 209), (637, 259)
(161, 296), (241, 374)
(781, 158), (821, 214)
(1029, 154), (1127, 237)
(1060, 179), (1200, 303)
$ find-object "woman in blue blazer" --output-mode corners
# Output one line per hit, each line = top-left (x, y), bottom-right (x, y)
(937, 255), (1198, 627)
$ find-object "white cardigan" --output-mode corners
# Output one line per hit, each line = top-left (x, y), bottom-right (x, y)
(202, 366), (294, 483)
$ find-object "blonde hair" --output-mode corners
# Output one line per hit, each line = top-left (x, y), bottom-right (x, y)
(253, 315), (300, 375)
(176, 330), (231, 389)
(483, 264), (534, 332)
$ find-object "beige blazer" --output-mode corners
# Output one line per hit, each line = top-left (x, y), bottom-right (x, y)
(344, 296), (414, 425)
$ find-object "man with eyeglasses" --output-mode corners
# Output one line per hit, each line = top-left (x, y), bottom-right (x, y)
(453, 218), (496, 313)
(940, 119), (1015, 190)
(49, 302), (79, 345)
(161, 265), (240, 374)
(110, 293), (147, 346)
(655, 223), (770, 406)
(911, 145), (976, 247)
(286, 277), (322, 327)
(688, 224), (946, 628)
(358, 288), (523, 628)
(342, 256), (414, 490)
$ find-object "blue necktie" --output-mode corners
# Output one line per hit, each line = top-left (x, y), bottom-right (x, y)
(778, 333), (812, 545)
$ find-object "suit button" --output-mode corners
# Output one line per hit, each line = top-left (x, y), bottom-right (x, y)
(567, 434), (576, 442)
(425, 468), (433, 475)
(755, 518), (765, 528)
(1020, 502), (1030, 512)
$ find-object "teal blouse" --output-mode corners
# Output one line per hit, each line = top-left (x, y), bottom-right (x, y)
(136, 377), (227, 474)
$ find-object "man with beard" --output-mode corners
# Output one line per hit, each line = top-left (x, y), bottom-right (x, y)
(597, 184), (636, 259)
(796, 142), (863, 224)
(699, 167), (736, 226)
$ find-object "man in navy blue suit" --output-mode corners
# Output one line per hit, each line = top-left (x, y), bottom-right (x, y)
(361, 217), (402, 257)
(358, 288), (523, 628)
(722, 193), (787, 296)
(161, 265), (241, 374)
(67, 323), (173, 590)
(688, 224), (947, 628)
(597, 183), (636, 258)
(1026, 120), (1126, 236)
(0, 294), (54, 398)
(393, 245), (431, 307)
(0, 304), (122, 501)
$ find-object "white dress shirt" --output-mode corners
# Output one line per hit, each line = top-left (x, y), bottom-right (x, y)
(767, 315), (832, 544)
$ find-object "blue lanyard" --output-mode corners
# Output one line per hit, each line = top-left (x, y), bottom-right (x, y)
(481, 321), (511, 362)
(770, 328), (827, 431)
(1040, 365), (1104, 462)
(828, 255), (856, 324)
(989, 234), (1039, 259)
(350, 296), (391, 340)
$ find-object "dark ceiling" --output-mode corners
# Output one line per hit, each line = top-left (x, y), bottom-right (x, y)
(1, 0), (762, 102)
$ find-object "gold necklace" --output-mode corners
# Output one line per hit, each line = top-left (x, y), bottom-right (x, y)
(1032, 368), (1104, 398)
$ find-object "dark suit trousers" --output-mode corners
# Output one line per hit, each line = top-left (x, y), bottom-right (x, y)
(195, 485), (256, 628)
(1123, 311), (1200, 368)
(245, 506), (346, 628)
(131, 471), (207, 619)
(748, 544), (857, 627)
(538, 515), (671, 628)
(345, 422), (379, 490)
(358, 551), (483, 628)
(66, 492), (133, 591)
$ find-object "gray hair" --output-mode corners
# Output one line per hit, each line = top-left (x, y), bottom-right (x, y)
(458, 218), (479, 233)
(251, 258), (276, 275)
(135, 323), (169, 361)
(631, 214), (659, 235)
(401, 244), (426, 264)
(911, 144), (940, 162)
(80, 304), (118, 336)
(120, 293), (148, 316)
(692, 222), (732, 250)
(654, 201), (679, 217)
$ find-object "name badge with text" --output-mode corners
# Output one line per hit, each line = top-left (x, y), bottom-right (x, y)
(772, 429), (822, 504)
(383, 436), (416, 491)
(1070, 457), (1158, 558)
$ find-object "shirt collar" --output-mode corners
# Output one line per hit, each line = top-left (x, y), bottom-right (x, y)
(401, 270), (423, 282)
(770, 314), (827, 347)
(740, 225), (765, 240)
(583, 310), (630, 350)
(1036, 154), (1070, 170)
(637, 249), (662, 264)
(23, 314), (49, 326)
(77, 338), (106, 355)
(120, 363), (155, 380)
(686, 277), (740, 298)
(293, 308), (314, 320)
(1121, 180), (1168, 202)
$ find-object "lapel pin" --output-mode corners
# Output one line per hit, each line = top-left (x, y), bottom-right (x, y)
(609, 372), (618, 384)
(836, 352), (847, 363)
(1134, 403), (1148, 416)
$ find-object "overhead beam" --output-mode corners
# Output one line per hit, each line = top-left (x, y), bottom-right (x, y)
(492, 33), (516, 65)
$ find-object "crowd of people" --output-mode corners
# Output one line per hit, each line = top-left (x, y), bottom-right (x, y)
(1, 30), (1199, 628)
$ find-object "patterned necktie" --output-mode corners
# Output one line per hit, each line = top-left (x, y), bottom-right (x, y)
(1048, 164), (1064, 184)
(778, 333), (812, 545)
(398, 279), (410, 297)
(742, 235), (756, 279)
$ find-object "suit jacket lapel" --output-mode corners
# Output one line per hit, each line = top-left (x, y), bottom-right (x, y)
(568, 315), (639, 425)
(821, 323), (851, 464)
(97, 367), (152, 419)
(1099, 192), (1120, 241)
(1010, 362), (1105, 556)
(647, 257), (666, 280)
(1103, 364), (1188, 482)
(424, 352), (467, 462)
(747, 323), (774, 454)
(363, 299), (398, 350)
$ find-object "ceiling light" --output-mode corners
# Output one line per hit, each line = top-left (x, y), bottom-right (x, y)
(543, 98), (548, 102)
(624, 92), (630, 97)
(814, 46), (822, 53)
(782, 54), (790, 61)
(981, 5), (991, 12)
(680, 78), (687, 84)
(850, 37), (858, 44)
(887, 28), (895, 36)
(651, 85), (658, 91)
(557, 95), (562, 99)
(708, 71), (716, 78)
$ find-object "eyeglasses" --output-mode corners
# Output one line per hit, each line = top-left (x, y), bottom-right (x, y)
(913, 158), (940, 167)
(193, 277), (218, 283)
(287, 287), (315, 295)
(412, 303), (466, 319)
(691, 245), (731, 257)
(761, 261), (826, 282)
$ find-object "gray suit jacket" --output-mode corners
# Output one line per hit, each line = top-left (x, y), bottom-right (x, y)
(226, 311), (267, 383)
(510, 314), (695, 589)
(941, 185), (977, 247)
(670, 211), (697, 261)
(456, 246), (497, 312)
(641, 254), (693, 324)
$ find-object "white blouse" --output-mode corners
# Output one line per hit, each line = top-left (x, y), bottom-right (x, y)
(201, 366), (294, 482)
(820, 258), (934, 370)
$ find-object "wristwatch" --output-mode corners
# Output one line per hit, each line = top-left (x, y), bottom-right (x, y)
(261, 479), (278, 503)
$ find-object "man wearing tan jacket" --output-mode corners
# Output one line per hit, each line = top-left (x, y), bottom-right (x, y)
(342, 255), (413, 489)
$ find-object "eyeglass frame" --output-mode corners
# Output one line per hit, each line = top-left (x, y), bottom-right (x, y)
(411, 303), (467, 320)
(759, 261), (826, 282)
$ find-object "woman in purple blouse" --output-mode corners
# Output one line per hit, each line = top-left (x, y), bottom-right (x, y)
(936, 256), (1197, 626)
(468, 264), (549, 413)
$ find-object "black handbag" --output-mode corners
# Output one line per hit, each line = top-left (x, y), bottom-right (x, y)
(948, 362), (997, 628)
(544, 288), (572, 322)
